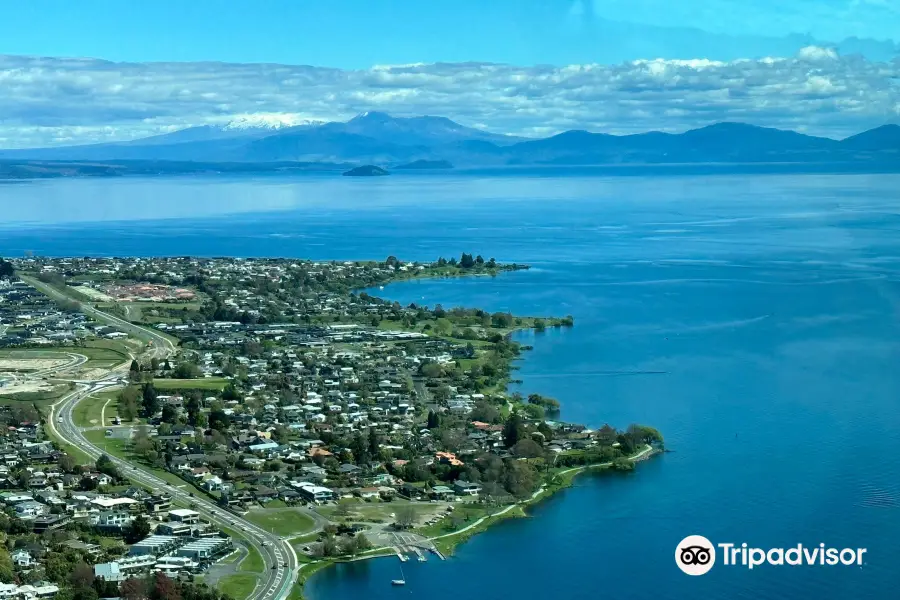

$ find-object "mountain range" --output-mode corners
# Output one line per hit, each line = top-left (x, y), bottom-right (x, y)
(2, 113), (900, 174)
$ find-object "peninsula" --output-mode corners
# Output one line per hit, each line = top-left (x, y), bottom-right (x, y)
(0, 254), (661, 600)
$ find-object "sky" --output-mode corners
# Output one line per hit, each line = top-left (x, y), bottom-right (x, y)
(0, 0), (899, 146)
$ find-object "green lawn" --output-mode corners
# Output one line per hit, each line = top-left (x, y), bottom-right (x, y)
(82, 429), (191, 489)
(217, 574), (258, 600)
(0, 349), (71, 362)
(240, 544), (265, 573)
(245, 508), (316, 536)
(72, 390), (118, 427)
(218, 549), (242, 564)
(153, 378), (229, 391)
(76, 340), (134, 369)
(288, 532), (320, 547)
(0, 340), (134, 372)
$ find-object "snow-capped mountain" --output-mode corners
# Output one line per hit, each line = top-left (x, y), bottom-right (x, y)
(220, 113), (324, 131)
(0, 111), (521, 162)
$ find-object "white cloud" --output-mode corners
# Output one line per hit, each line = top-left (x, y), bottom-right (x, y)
(0, 47), (898, 148)
(797, 45), (840, 61)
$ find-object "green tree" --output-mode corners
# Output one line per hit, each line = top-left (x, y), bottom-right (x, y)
(70, 561), (95, 592)
(173, 362), (201, 379)
(124, 515), (152, 544)
(0, 258), (13, 280)
(185, 391), (202, 426)
(118, 386), (141, 421)
(426, 410), (440, 429)
(161, 404), (178, 424)
(596, 424), (618, 445)
(503, 414), (525, 448)
(58, 452), (78, 473)
(129, 361), (142, 382)
(523, 404), (545, 421)
(208, 409), (230, 432)
(470, 401), (500, 424)
(96, 454), (120, 479)
(142, 383), (159, 417)
(512, 438), (544, 459)
(367, 427), (379, 456)
(0, 549), (14, 583)
(350, 432), (370, 465)
(221, 384), (241, 401)
(420, 362), (443, 378)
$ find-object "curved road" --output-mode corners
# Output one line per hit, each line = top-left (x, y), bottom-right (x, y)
(50, 386), (298, 600)
(25, 276), (298, 600)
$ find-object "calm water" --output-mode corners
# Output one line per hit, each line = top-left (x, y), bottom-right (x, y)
(3, 172), (899, 598)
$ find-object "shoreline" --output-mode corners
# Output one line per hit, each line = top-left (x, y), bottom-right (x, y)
(295, 444), (660, 599)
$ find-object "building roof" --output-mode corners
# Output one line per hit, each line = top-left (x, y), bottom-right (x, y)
(94, 562), (121, 579)
(91, 497), (139, 508)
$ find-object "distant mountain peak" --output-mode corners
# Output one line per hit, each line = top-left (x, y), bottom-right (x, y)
(221, 113), (324, 131)
(350, 111), (393, 123)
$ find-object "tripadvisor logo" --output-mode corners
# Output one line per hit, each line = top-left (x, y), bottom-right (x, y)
(676, 535), (716, 576)
(675, 535), (868, 575)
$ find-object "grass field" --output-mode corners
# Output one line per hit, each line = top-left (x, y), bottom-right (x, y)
(0, 349), (70, 361)
(217, 574), (257, 600)
(240, 544), (265, 573)
(77, 339), (135, 369)
(72, 390), (119, 427)
(82, 429), (191, 489)
(153, 378), (229, 391)
(245, 508), (316, 536)
(218, 549), (242, 565)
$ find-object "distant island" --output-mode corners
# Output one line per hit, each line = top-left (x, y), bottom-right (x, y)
(343, 165), (389, 177)
(395, 159), (454, 169)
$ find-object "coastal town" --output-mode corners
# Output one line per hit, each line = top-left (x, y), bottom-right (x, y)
(0, 254), (661, 600)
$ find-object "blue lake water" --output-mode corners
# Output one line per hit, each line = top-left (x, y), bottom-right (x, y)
(2, 172), (899, 598)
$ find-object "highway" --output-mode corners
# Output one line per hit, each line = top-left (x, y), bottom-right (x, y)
(19, 275), (174, 361)
(24, 275), (299, 600)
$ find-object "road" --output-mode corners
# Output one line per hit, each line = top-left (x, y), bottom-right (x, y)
(50, 382), (299, 600)
(20, 275), (174, 360)
(23, 275), (299, 600)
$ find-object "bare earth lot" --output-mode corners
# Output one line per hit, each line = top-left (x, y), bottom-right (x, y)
(0, 357), (72, 372)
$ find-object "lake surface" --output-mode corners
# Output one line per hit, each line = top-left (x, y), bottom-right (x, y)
(3, 172), (899, 598)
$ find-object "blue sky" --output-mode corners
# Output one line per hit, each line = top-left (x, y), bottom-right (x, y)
(0, 0), (897, 67)
(0, 1), (899, 147)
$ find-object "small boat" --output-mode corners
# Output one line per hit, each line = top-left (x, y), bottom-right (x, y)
(392, 561), (406, 586)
